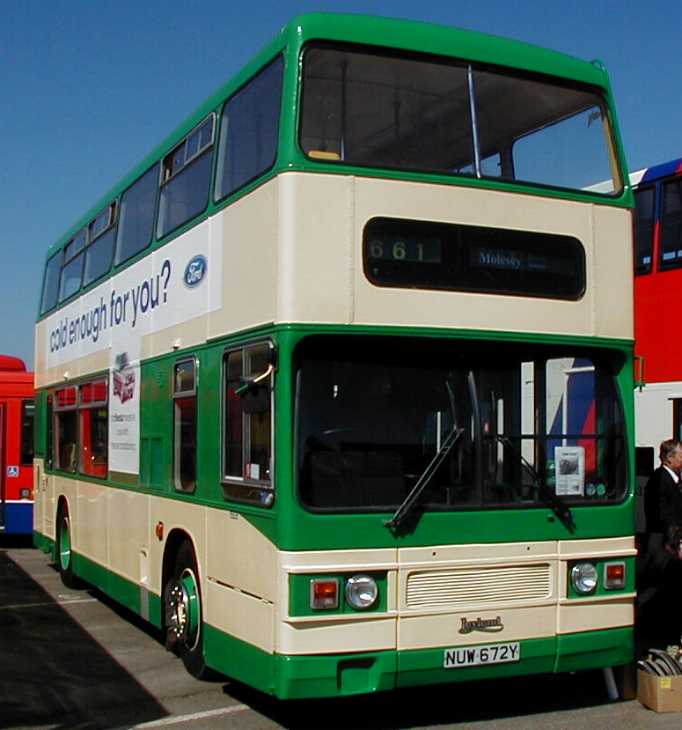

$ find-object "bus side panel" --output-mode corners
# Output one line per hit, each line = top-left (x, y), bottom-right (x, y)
(208, 181), (278, 341)
(203, 509), (277, 675)
(108, 487), (151, 615)
(635, 380), (679, 449)
(33, 458), (45, 538)
(76, 479), (109, 569)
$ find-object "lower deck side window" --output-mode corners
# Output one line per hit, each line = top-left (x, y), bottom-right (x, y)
(56, 410), (78, 473)
(52, 380), (108, 478)
(80, 406), (108, 477)
(173, 359), (197, 493)
(223, 342), (273, 504)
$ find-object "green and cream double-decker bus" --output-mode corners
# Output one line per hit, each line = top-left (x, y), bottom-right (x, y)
(34, 14), (635, 699)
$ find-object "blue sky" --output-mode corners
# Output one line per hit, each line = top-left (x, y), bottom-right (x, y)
(1, 0), (677, 368)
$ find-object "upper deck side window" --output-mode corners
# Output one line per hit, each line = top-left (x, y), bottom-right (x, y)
(660, 177), (682, 270)
(115, 164), (159, 266)
(214, 56), (284, 200)
(59, 229), (87, 303)
(48, 202), (118, 309)
(634, 185), (655, 275)
(299, 44), (622, 196)
(157, 115), (215, 239)
(40, 251), (62, 314)
(83, 202), (116, 287)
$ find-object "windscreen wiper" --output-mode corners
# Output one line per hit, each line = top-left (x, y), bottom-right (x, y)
(384, 427), (464, 532)
(495, 434), (575, 532)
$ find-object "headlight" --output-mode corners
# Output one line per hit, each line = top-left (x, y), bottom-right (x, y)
(571, 562), (598, 594)
(345, 575), (378, 610)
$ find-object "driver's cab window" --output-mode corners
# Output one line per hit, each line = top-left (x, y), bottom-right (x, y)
(478, 361), (537, 504)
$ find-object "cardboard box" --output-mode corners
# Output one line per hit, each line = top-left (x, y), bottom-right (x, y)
(638, 669), (682, 712)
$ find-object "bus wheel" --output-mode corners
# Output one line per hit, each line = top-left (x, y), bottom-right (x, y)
(56, 505), (80, 589)
(164, 542), (209, 679)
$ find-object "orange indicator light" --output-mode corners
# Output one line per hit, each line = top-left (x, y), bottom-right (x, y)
(310, 579), (339, 610)
(605, 562), (625, 590)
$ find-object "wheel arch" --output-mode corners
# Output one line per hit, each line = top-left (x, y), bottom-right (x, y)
(161, 528), (201, 601)
(54, 494), (71, 561)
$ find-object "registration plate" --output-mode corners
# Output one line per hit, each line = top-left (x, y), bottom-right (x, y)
(443, 642), (520, 668)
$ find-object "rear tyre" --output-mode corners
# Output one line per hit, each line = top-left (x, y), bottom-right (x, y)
(163, 541), (210, 679)
(56, 504), (80, 589)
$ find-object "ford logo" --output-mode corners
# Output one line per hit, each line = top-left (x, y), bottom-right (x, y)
(184, 255), (207, 288)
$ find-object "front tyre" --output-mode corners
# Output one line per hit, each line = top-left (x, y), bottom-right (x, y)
(164, 541), (210, 679)
(56, 504), (80, 589)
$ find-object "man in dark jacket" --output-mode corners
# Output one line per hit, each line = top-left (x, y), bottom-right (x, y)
(643, 439), (682, 641)
(659, 440), (682, 532)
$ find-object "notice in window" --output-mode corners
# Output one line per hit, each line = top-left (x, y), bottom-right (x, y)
(109, 349), (140, 474)
(554, 446), (585, 496)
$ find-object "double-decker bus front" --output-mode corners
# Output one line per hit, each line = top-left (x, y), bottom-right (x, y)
(270, 20), (635, 698)
(31, 15), (634, 701)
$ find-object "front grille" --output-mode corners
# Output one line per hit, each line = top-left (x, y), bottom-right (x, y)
(406, 563), (551, 608)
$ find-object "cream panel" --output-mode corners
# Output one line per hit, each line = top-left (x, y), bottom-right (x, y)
(208, 182), (278, 339)
(35, 322), (47, 388)
(387, 569), (397, 613)
(398, 606), (556, 651)
(558, 536), (636, 559)
(144, 312), (209, 360)
(108, 489), (150, 584)
(592, 205), (634, 339)
(53, 477), (77, 541)
(42, 469), (60, 541)
(274, 171), (634, 338)
(148, 495), (207, 596)
(205, 510), (278, 603)
(75, 480), (108, 565)
(33, 459), (45, 536)
(352, 176), (603, 337)
(558, 556), (568, 599)
(75, 350), (110, 380)
(51, 476), (80, 504)
(280, 547), (397, 572)
(398, 541), (558, 568)
(206, 581), (274, 653)
(279, 616), (395, 655)
(558, 596), (634, 634)
(276, 173), (353, 324)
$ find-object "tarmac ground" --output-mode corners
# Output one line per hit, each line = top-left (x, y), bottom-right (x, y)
(2, 535), (680, 730)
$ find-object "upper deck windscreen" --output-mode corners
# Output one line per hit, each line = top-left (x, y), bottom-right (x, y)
(300, 45), (621, 195)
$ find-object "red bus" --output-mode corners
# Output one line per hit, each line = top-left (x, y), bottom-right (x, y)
(0, 356), (35, 535)
(632, 158), (682, 468)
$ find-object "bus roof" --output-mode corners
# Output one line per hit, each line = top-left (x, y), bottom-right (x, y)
(43, 12), (620, 261)
(0, 355), (27, 372)
(631, 157), (682, 187)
